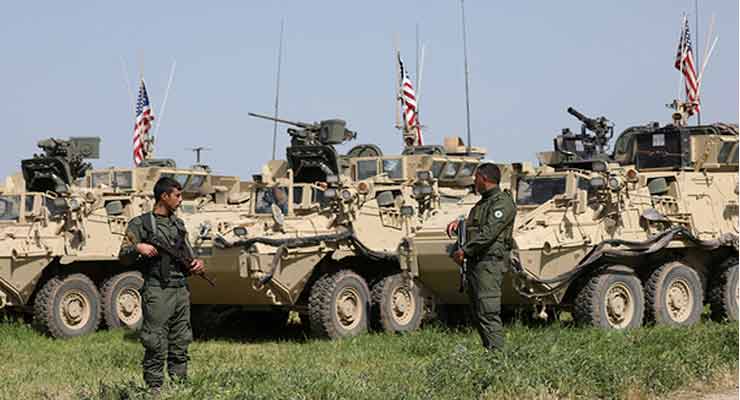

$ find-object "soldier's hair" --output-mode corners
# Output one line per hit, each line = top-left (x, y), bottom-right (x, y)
(476, 163), (501, 184)
(153, 177), (183, 202)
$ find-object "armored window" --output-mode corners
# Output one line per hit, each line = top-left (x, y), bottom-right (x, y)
(516, 177), (566, 206)
(356, 160), (378, 180)
(292, 186), (304, 205)
(113, 171), (133, 190)
(382, 159), (404, 179)
(635, 131), (682, 169)
(255, 187), (289, 214)
(718, 142), (738, 165)
(431, 161), (445, 178)
(458, 163), (477, 178)
(441, 163), (460, 179)
(91, 172), (111, 188)
(173, 174), (190, 187)
(180, 203), (196, 214)
(24, 195), (35, 215)
(44, 196), (65, 216)
(311, 188), (329, 207)
(184, 175), (205, 192)
(0, 196), (21, 221)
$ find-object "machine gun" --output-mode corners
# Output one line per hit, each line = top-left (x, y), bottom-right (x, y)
(562, 107), (614, 157)
(21, 137), (100, 193)
(248, 112), (357, 147)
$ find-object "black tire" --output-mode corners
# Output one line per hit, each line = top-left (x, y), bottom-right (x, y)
(101, 271), (144, 330)
(33, 273), (102, 338)
(308, 270), (370, 339)
(709, 258), (738, 322)
(645, 262), (703, 326)
(573, 266), (644, 330)
(371, 274), (424, 333)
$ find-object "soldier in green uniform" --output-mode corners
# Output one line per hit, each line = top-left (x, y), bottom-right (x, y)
(119, 177), (205, 391)
(449, 163), (516, 351)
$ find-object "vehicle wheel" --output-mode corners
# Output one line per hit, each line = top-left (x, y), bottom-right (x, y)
(101, 271), (144, 330)
(33, 273), (102, 338)
(573, 266), (644, 330)
(308, 270), (370, 339)
(645, 262), (703, 326)
(371, 274), (424, 333)
(709, 258), (738, 322)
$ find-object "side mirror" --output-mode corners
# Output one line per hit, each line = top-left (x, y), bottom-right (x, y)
(53, 197), (70, 211)
(271, 204), (285, 228)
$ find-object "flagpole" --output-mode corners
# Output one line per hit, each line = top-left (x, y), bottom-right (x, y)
(694, 0), (701, 125)
(460, 0), (472, 153)
(394, 34), (401, 132)
(272, 19), (285, 161)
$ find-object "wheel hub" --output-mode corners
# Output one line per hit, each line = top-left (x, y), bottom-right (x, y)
(665, 279), (692, 322)
(116, 288), (142, 326)
(60, 290), (90, 328)
(336, 287), (361, 330)
(605, 283), (634, 328)
(391, 285), (415, 325)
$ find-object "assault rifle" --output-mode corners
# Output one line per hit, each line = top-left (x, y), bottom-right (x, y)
(145, 236), (216, 287)
(448, 216), (467, 293)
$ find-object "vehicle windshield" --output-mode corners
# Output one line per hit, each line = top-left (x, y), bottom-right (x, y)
(516, 176), (566, 206)
(0, 195), (22, 221)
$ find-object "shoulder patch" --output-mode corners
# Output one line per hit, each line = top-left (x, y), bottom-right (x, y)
(493, 209), (504, 219)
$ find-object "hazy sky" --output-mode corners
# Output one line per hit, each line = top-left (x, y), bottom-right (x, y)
(2, 1), (737, 179)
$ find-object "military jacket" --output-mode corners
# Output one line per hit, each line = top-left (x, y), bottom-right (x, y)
(119, 212), (193, 287)
(462, 186), (516, 261)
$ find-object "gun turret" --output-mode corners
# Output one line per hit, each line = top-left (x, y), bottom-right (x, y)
(248, 112), (357, 147)
(566, 107), (614, 154)
(21, 137), (100, 193)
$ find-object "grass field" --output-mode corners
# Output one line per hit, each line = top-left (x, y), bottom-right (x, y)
(0, 316), (737, 400)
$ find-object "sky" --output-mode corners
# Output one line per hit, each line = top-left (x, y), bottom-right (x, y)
(1, 1), (737, 180)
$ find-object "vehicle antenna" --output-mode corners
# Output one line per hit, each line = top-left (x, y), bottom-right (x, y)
(272, 19), (285, 161)
(187, 146), (211, 165)
(152, 59), (177, 156)
(119, 56), (135, 117)
(460, 0), (473, 153)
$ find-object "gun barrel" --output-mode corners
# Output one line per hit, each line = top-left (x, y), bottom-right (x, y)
(567, 107), (590, 123)
(248, 112), (308, 129)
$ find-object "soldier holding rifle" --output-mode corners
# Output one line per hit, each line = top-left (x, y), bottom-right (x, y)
(448, 163), (516, 351)
(119, 177), (206, 392)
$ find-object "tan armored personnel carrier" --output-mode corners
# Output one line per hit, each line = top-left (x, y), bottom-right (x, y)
(402, 106), (738, 330)
(197, 115), (492, 338)
(0, 137), (246, 338)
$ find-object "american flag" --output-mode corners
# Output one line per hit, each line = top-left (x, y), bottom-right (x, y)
(398, 54), (423, 146)
(133, 79), (155, 166)
(674, 16), (700, 115)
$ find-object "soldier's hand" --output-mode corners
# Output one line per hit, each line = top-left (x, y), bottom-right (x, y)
(189, 259), (205, 274)
(136, 243), (158, 257)
(452, 249), (465, 266)
(446, 220), (459, 238)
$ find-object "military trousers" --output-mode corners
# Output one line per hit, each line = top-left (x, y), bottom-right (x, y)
(466, 258), (504, 351)
(139, 284), (193, 388)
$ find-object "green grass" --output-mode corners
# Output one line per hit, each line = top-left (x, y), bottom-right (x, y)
(0, 319), (737, 400)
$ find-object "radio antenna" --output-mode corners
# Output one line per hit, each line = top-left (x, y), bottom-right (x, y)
(272, 19), (285, 160)
(460, 0), (473, 153)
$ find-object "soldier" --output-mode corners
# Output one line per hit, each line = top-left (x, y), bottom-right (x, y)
(119, 177), (205, 391)
(449, 163), (516, 351)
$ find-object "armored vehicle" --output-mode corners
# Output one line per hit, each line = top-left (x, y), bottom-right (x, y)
(200, 114), (492, 338)
(0, 137), (244, 338)
(403, 107), (738, 330)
